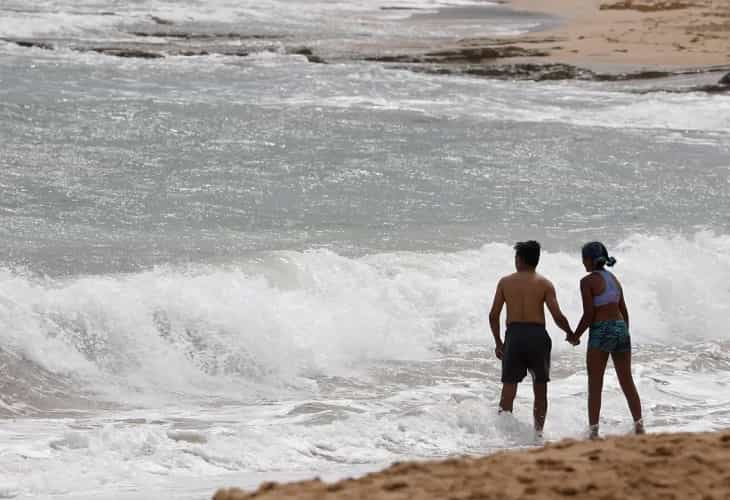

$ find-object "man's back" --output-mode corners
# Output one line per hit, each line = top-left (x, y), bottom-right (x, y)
(500, 271), (551, 325)
(489, 240), (574, 435)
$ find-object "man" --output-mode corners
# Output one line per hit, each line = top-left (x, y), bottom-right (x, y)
(489, 240), (573, 435)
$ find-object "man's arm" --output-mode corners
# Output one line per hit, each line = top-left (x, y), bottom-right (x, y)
(545, 281), (573, 340)
(574, 277), (595, 340)
(489, 279), (505, 359)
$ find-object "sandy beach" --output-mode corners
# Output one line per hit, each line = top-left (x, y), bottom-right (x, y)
(214, 430), (730, 500)
(485, 0), (730, 67)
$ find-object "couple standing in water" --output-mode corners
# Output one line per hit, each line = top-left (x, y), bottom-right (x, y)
(489, 240), (644, 439)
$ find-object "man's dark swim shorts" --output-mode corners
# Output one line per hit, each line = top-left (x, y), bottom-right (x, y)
(502, 322), (552, 384)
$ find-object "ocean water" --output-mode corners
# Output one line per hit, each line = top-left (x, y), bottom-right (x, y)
(1, 0), (730, 498)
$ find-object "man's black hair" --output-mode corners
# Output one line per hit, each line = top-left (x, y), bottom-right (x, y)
(514, 240), (541, 268)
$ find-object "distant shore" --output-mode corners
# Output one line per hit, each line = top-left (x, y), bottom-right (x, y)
(2, 0), (729, 84)
(214, 430), (730, 500)
(502, 0), (730, 68)
(353, 0), (730, 85)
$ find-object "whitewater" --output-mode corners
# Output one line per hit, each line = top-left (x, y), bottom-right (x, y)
(1, 0), (730, 498)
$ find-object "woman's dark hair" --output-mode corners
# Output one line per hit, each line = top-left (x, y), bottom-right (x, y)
(514, 240), (541, 268)
(582, 241), (617, 269)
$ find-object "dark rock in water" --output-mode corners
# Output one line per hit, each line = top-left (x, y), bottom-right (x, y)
(291, 47), (313, 56)
(149, 15), (175, 25)
(288, 47), (326, 64)
(174, 50), (210, 57)
(535, 66), (581, 80)
(635, 84), (730, 94)
(405, 62), (590, 81)
(684, 84), (729, 93)
(719, 72), (730, 85)
(90, 48), (164, 58)
(600, 0), (691, 12)
(3, 39), (54, 50)
(392, 59), (729, 84)
(129, 31), (283, 40)
(365, 54), (422, 63)
(483, 63), (586, 81)
(221, 50), (250, 57)
(380, 5), (429, 10)
(365, 45), (547, 64)
(425, 46), (548, 62)
(594, 69), (672, 81)
(130, 31), (193, 38)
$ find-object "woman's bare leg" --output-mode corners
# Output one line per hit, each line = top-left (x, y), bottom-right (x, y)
(587, 349), (610, 435)
(611, 351), (643, 432)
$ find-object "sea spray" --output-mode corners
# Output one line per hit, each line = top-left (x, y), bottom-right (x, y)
(1, 232), (728, 412)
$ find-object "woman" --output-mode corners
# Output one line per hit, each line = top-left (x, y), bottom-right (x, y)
(571, 242), (643, 438)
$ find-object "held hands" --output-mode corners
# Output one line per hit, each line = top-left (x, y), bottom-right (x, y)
(566, 332), (580, 346)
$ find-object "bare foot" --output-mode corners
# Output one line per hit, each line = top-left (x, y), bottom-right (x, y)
(634, 419), (645, 435)
(589, 424), (600, 440)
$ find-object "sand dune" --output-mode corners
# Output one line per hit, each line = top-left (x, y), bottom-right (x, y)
(213, 430), (730, 500)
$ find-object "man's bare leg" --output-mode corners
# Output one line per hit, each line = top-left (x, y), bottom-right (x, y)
(533, 383), (547, 433)
(499, 383), (517, 413)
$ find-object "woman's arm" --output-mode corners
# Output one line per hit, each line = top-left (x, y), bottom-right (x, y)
(617, 279), (629, 331)
(574, 277), (595, 339)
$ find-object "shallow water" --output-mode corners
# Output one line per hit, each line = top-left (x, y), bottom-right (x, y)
(1, 0), (729, 498)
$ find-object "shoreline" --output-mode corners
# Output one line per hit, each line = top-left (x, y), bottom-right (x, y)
(496, 0), (730, 68)
(347, 0), (730, 86)
(2, 0), (729, 85)
(214, 430), (730, 500)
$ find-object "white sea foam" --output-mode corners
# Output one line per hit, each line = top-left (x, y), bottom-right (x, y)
(0, 232), (728, 411)
(265, 71), (730, 134)
(0, 0), (500, 39)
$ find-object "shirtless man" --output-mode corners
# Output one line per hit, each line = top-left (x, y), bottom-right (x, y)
(489, 240), (574, 434)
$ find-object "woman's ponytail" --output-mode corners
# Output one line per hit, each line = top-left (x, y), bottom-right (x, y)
(582, 241), (617, 269)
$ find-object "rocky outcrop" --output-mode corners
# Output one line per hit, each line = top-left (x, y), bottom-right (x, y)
(594, 70), (673, 81)
(405, 63), (587, 81)
(128, 31), (283, 40)
(2, 36), (327, 62)
(171, 50), (211, 57)
(379, 6), (431, 10)
(396, 61), (729, 85)
(84, 45), (249, 58)
(2, 39), (54, 50)
(600, 0), (692, 12)
(423, 46), (549, 62)
(90, 48), (164, 58)
(149, 15), (175, 25)
(288, 47), (327, 64)
(642, 72), (730, 93)
(366, 45), (547, 63)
